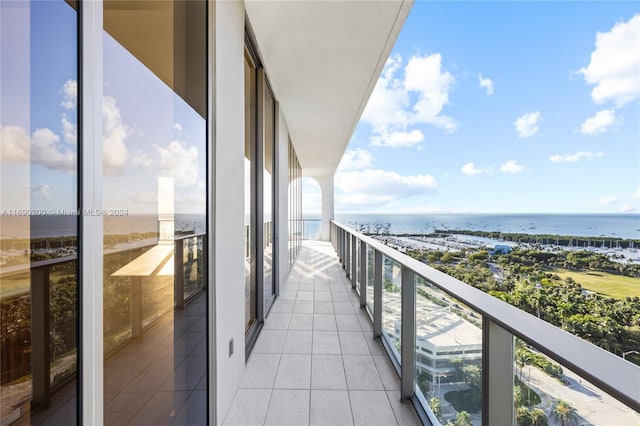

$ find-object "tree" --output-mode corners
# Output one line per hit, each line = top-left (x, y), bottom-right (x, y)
(550, 400), (578, 426)
(514, 385), (524, 409)
(455, 411), (472, 426)
(428, 397), (442, 422)
(530, 408), (548, 426)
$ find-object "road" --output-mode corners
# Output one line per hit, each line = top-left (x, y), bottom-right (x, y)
(525, 365), (640, 425)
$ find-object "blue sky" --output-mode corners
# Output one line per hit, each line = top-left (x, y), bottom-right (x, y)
(317, 1), (640, 215)
(1, 1), (205, 215)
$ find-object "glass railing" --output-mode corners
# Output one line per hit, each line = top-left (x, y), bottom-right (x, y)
(302, 219), (321, 240)
(104, 233), (207, 354)
(331, 221), (640, 426)
(0, 233), (206, 417)
(0, 256), (78, 420)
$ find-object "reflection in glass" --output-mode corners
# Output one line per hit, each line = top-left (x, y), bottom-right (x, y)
(415, 277), (483, 425)
(263, 86), (275, 310)
(286, 139), (301, 269)
(382, 256), (402, 360)
(513, 338), (639, 426)
(244, 54), (257, 332)
(0, 1), (78, 423)
(366, 246), (374, 315)
(102, 1), (207, 424)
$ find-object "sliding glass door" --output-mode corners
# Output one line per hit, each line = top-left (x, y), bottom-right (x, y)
(0, 1), (79, 424)
(101, 1), (208, 424)
(244, 38), (278, 352)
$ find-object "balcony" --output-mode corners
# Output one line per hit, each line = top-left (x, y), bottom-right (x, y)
(226, 221), (640, 425)
(223, 240), (421, 426)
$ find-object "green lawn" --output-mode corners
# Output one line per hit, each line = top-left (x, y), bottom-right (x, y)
(444, 388), (481, 413)
(551, 268), (640, 299)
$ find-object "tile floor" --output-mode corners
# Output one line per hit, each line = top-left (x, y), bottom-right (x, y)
(223, 240), (421, 426)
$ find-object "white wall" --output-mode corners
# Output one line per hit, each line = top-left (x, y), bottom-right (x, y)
(276, 104), (291, 290)
(214, 1), (246, 423)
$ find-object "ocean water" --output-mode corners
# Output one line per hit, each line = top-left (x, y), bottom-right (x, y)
(0, 214), (206, 239)
(328, 213), (640, 239)
(2, 213), (638, 240)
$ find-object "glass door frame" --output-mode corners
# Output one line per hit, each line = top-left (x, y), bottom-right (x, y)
(244, 27), (279, 357)
(78, 1), (214, 423)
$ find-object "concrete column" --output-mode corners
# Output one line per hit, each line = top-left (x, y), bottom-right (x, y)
(315, 175), (334, 241)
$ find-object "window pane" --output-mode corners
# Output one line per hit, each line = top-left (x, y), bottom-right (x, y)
(244, 54), (256, 332)
(415, 276), (483, 425)
(263, 86), (275, 309)
(0, 1), (78, 424)
(102, 1), (208, 424)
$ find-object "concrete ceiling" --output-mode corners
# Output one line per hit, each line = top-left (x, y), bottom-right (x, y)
(245, 0), (412, 178)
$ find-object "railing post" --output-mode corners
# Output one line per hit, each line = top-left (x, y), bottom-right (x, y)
(345, 232), (350, 275)
(31, 265), (51, 408)
(359, 240), (367, 308)
(373, 249), (382, 338)
(131, 277), (142, 338)
(401, 267), (416, 400)
(339, 228), (344, 264)
(351, 234), (357, 288)
(483, 319), (514, 425)
(175, 239), (185, 309)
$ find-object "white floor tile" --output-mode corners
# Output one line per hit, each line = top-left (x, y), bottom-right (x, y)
(349, 390), (398, 426)
(311, 354), (347, 389)
(343, 355), (384, 390)
(274, 354), (312, 389)
(223, 389), (271, 426)
(264, 389), (310, 426)
(312, 331), (341, 355)
(310, 390), (354, 426)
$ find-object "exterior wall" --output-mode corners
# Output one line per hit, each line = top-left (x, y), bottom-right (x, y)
(276, 105), (291, 290)
(315, 175), (334, 241)
(214, 1), (247, 422)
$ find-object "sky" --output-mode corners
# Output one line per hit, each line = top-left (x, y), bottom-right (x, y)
(305, 1), (640, 215)
(0, 1), (206, 215)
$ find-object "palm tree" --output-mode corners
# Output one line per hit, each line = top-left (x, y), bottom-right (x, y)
(428, 397), (442, 422)
(455, 411), (472, 426)
(514, 385), (524, 409)
(530, 408), (548, 426)
(550, 400), (578, 426)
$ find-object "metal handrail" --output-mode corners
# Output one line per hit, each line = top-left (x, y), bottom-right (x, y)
(332, 220), (640, 413)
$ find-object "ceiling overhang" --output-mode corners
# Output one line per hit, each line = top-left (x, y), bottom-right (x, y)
(245, 0), (413, 177)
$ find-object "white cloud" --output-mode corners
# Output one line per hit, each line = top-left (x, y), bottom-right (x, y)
(337, 149), (373, 171)
(31, 128), (76, 172)
(31, 184), (52, 200)
(405, 54), (457, 132)
(579, 14), (640, 107)
(103, 95), (128, 174)
(597, 195), (619, 205)
(0, 125), (76, 172)
(370, 129), (424, 148)
(158, 140), (199, 186)
(514, 111), (541, 138)
(620, 204), (637, 213)
(61, 79), (77, 110)
(361, 53), (457, 148)
(335, 168), (437, 209)
(500, 160), (524, 174)
(580, 109), (621, 134)
(632, 187), (640, 200)
(549, 151), (604, 163)
(174, 123), (183, 133)
(131, 150), (154, 169)
(0, 125), (30, 163)
(461, 162), (492, 176)
(478, 73), (494, 96)
(61, 113), (77, 145)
